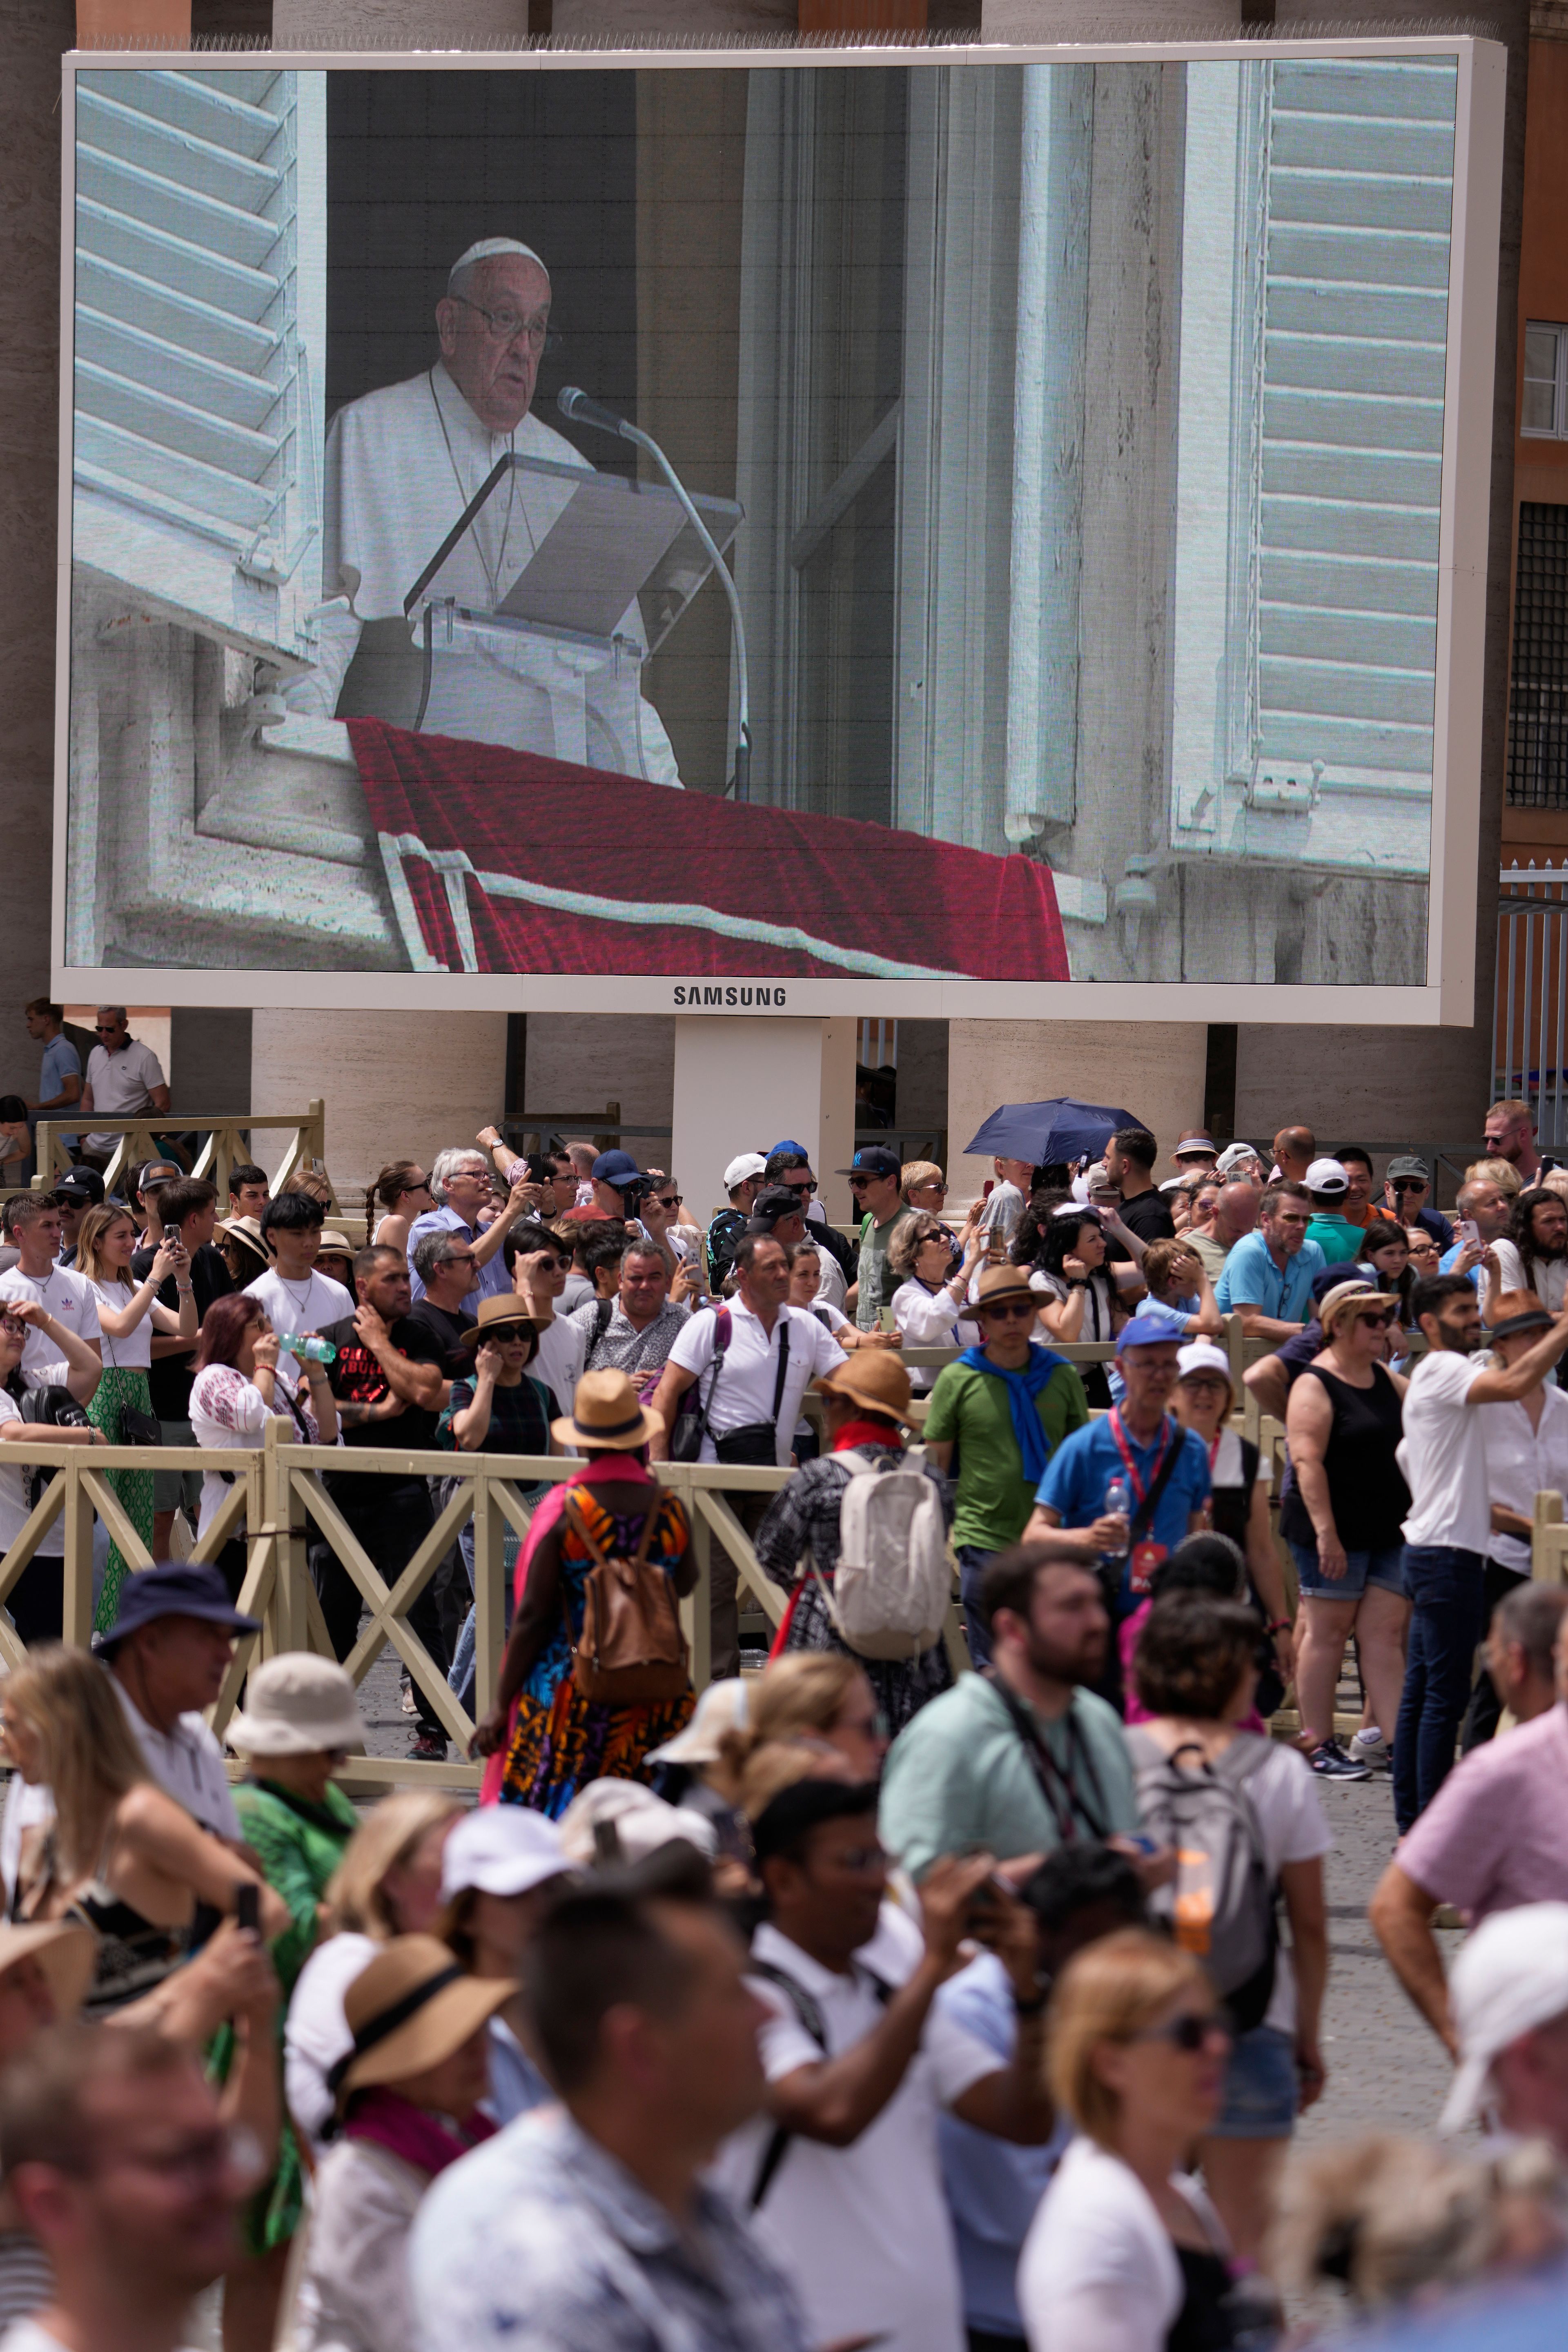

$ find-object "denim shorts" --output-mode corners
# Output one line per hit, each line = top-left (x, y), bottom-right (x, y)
(1212, 2022), (1298, 2139)
(1290, 1539), (1407, 1604)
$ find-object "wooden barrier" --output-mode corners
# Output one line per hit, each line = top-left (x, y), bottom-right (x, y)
(22, 1103), (336, 1210)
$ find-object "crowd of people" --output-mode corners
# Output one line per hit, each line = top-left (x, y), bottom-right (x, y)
(3, 1019), (1568, 2348)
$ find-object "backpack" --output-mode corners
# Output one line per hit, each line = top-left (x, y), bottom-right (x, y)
(14, 1382), (92, 1511)
(1125, 1727), (1278, 2032)
(561, 1492), (690, 1705)
(806, 1448), (951, 1661)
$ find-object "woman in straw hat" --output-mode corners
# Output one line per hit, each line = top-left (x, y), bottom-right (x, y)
(471, 1368), (698, 1816)
(752, 1352), (952, 1736)
(293, 1936), (510, 2352)
(1281, 1278), (1412, 1780)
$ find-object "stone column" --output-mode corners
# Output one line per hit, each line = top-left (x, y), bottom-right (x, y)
(672, 1018), (858, 1227)
(949, 1019), (1209, 1200)
(251, 1010), (508, 1203)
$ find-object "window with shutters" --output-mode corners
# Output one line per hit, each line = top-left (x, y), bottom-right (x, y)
(1507, 503), (1568, 809)
(1523, 323), (1568, 441)
(1233, 56), (1453, 820)
(71, 67), (326, 667)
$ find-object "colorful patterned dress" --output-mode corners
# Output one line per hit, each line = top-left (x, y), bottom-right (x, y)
(499, 1474), (695, 1817)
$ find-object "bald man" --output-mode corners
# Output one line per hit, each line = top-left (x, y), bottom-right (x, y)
(290, 238), (680, 783)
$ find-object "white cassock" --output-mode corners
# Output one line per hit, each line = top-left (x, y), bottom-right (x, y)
(287, 360), (681, 786)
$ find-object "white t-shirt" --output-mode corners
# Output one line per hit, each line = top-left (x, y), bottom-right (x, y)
(1235, 1737), (1332, 2036)
(530, 1313), (588, 1419)
(1397, 1348), (1492, 1553)
(0, 1267), (100, 1374)
(664, 1299), (846, 1466)
(85, 1277), (153, 1371)
(285, 1930), (378, 2150)
(0, 1363), (73, 1558)
(245, 1267), (355, 1393)
(713, 1920), (997, 2352)
(1018, 2136), (1224, 2352)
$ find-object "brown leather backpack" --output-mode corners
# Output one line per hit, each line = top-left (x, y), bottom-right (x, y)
(561, 1493), (691, 1705)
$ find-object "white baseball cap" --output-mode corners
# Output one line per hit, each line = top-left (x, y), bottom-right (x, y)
(1177, 1341), (1232, 1386)
(724, 1153), (767, 1191)
(556, 1781), (718, 1868)
(1439, 1902), (1568, 2134)
(646, 1677), (748, 1768)
(1305, 1157), (1350, 1196)
(1214, 1143), (1261, 1176)
(439, 1805), (572, 1904)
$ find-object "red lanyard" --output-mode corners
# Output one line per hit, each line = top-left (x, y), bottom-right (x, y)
(1108, 1407), (1172, 1506)
(1207, 1431), (1222, 1472)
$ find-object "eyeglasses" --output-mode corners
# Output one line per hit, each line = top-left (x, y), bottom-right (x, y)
(0, 1318), (24, 1340)
(1131, 2012), (1229, 2056)
(450, 293), (561, 353)
(443, 1252), (477, 1267)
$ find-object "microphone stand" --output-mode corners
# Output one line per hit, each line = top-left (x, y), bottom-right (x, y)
(559, 389), (751, 801)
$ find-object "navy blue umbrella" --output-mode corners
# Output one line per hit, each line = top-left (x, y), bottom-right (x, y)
(964, 1098), (1143, 1167)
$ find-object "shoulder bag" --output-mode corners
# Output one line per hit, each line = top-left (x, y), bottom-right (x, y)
(669, 1305), (731, 1464)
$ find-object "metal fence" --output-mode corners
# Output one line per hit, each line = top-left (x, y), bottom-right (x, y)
(1496, 862), (1568, 1148)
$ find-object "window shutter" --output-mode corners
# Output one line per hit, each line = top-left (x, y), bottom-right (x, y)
(1241, 56), (1453, 797)
(72, 66), (324, 666)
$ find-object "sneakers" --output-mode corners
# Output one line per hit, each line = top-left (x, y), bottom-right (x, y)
(1348, 1727), (1393, 1773)
(1309, 1736), (1371, 1782)
(409, 1730), (448, 1762)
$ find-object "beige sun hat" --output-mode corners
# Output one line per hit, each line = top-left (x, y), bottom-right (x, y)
(226, 1653), (365, 1758)
(550, 1367), (663, 1453)
(0, 1921), (98, 2021)
(335, 1935), (514, 2098)
(1319, 1281), (1399, 1334)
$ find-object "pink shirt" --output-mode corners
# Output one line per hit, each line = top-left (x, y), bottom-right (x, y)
(1398, 1704), (1568, 1919)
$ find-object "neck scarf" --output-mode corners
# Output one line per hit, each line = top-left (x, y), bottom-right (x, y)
(957, 1341), (1066, 1486)
(345, 2085), (498, 2180)
(831, 1417), (904, 1454)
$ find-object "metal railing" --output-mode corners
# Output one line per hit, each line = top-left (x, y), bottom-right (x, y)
(22, 1104), (335, 1210)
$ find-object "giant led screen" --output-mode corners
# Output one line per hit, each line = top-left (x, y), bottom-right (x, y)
(56, 40), (1503, 1017)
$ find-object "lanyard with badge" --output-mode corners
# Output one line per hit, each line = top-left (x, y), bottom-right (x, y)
(1108, 1407), (1181, 1595)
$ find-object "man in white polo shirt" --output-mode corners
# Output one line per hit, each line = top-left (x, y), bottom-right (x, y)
(78, 1006), (170, 1169)
(649, 1233), (845, 1673)
(99, 1561), (259, 1844)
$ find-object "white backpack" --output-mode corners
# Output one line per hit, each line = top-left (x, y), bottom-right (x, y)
(807, 1448), (951, 1660)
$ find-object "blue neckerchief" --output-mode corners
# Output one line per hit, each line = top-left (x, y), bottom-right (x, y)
(957, 1342), (1067, 1486)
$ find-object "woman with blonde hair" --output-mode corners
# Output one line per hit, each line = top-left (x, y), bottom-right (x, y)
(1018, 1928), (1239, 2352)
(285, 1793), (461, 2152)
(73, 1200), (198, 1628)
(726, 1650), (890, 1782)
(6, 1646), (287, 2016)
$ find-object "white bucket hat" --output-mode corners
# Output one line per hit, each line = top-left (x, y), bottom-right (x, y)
(1440, 1902), (1568, 2134)
(226, 1653), (365, 1758)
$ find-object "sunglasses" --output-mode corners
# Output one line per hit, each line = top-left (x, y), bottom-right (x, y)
(914, 1179), (949, 1194)
(94, 1023), (123, 1034)
(1352, 1309), (1397, 1330)
(847, 1176), (873, 1191)
(1132, 2012), (1229, 2055)
(978, 1300), (1037, 1323)
(655, 1194), (682, 1208)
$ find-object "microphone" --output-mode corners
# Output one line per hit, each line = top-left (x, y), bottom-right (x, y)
(557, 386), (752, 802)
(557, 385), (633, 443)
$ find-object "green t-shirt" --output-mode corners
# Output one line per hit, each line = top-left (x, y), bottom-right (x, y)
(923, 1355), (1091, 1552)
(880, 1669), (1140, 1879)
(855, 1204), (913, 1330)
(1304, 1212), (1363, 1264)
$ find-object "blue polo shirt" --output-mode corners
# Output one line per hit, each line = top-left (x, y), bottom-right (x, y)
(405, 1205), (510, 1312)
(1035, 1412), (1211, 1610)
(1215, 1229), (1324, 1324)
(36, 1035), (80, 1152)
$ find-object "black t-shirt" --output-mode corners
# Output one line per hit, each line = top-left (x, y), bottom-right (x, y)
(405, 1299), (473, 1381)
(320, 1314), (446, 1453)
(130, 1240), (236, 1421)
(1116, 1187), (1177, 1245)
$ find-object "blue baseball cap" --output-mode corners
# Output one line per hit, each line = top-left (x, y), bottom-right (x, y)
(767, 1140), (811, 1160)
(1115, 1314), (1187, 1354)
(97, 1561), (260, 1653)
(590, 1150), (643, 1189)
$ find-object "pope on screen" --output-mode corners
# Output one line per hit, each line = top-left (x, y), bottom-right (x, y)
(286, 236), (682, 785)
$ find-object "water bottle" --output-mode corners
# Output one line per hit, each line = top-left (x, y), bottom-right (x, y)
(1102, 1475), (1131, 1564)
(281, 1334), (337, 1365)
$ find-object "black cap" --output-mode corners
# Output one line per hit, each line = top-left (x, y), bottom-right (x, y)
(1310, 1263), (1372, 1307)
(96, 1561), (260, 1654)
(55, 1167), (106, 1206)
(836, 1145), (901, 1180)
(748, 1187), (807, 1230)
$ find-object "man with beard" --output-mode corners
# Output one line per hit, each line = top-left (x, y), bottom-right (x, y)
(1393, 1274), (1568, 1831)
(1497, 1187), (1568, 1317)
(879, 1546), (1141, 1880)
